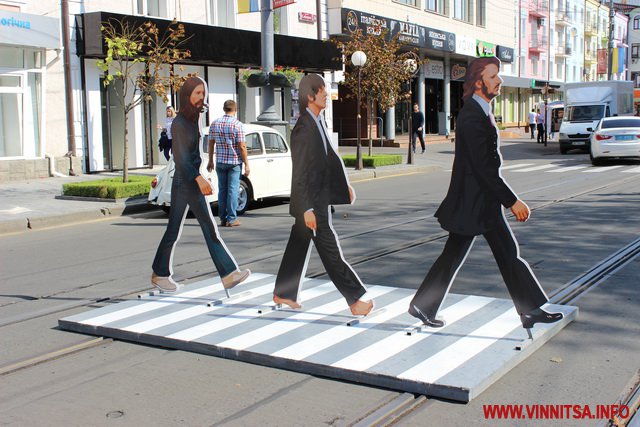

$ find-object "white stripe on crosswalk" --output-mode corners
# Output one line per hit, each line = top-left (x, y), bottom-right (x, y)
(512, 164), (557, 172)
(331, 296), (494, 371)
(81, 274), (268, 326)
(548, 165), (588, 173)
(622, 166), (640, 173)
(500, 163), (534, 170)
(271, 295), (414, 361)
(584, 165), (624, 173)
(398, 307), (521, 383)
(218, 286), (394, 351)
(166, 282), (335, 341)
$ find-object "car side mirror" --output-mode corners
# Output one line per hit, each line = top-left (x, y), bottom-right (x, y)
(586, 127), (593, 132)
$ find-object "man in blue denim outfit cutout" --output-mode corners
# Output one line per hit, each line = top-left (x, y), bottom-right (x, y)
(151, 77), (250, 293)
(208, 100), (250, 227)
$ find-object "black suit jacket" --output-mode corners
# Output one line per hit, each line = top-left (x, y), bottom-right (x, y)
(435, 98), (517, 236)
(289, 111), (350, 218)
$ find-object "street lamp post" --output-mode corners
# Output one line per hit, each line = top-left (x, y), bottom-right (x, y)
(351, 50), (367, 170)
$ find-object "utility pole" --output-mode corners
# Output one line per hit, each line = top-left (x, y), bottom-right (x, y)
(607, 0), (615, 80)
(257, 0), (280, 122)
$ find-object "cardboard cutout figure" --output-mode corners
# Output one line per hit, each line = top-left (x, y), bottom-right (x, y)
(273, 74), (373, 316)
(408, 57), (562, 337)
(151, 76), (250, 293)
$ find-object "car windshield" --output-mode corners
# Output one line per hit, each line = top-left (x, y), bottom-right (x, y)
(565, 105), (605, 121)
(601, 118), (640, 129)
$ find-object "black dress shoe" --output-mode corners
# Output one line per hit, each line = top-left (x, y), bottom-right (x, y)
(408, 305), (446, 328)
(520, 308), (563, 329)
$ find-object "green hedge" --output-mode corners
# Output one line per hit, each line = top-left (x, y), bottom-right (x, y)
(341, 154), (402, 168)
(62, 176), (154, 199)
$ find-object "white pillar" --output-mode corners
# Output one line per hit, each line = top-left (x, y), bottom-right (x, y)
(443, 54), (451, 136)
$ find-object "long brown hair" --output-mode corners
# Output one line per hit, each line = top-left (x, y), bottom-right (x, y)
(178, 76), (207, 123)
(462, 56), (501, 102)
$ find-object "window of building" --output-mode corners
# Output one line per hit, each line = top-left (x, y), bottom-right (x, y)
(634, 16), (640, 30)
(0, 47), (44, 158)
(454, 0), (471, 23)
(394, 0), (418, 5)
(426, 0), (448, 15)
(136, 0), (167, 17)
(476, 0), (485, 26)
(532, 58), (538, 75)
(209, 0), (232, 27)
(557, 63), (563, 80)
(632, 44), (640, 58)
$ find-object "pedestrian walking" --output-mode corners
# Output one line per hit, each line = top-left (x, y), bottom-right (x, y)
(208, 100), (250, 227)
(407, 57), (562, 338)
(151, 77), (250, 293)
(411, 103), (426, 154)
(273, 74), (374, 316)
(536, 109), (545, 144)
(528, 109), (536, 140)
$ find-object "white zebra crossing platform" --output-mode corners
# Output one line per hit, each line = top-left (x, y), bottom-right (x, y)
(58, 273), (578, 402)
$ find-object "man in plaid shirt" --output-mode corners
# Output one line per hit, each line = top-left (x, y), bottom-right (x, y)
(207, 100), (250, 227)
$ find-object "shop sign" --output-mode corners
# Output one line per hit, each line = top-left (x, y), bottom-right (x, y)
(0, 11), (60, 49)
(298, 12), (316, 23)
(476, 40), (497, 57)
(451, 64), (467, 80)
(456, 35), (476, 57)
(273, 0), (295, 9)
(497, 45), (514, 63)
(424, 60), (444, 79)
(340, 9), (454, 52)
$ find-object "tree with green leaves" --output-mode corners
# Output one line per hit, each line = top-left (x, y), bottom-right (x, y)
(97, 18), (191, 182)
(332, 29), (423, 160)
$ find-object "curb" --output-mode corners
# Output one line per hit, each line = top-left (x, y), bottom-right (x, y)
(348, 165), (441, 182)
(1, 202), (158, 235)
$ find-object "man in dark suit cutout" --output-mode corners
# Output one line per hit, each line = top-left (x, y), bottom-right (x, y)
(408, 57), (562, 336)
(273, 74), (374, 316)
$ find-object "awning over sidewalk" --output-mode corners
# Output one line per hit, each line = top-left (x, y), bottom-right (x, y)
(76, 11), (341, 72)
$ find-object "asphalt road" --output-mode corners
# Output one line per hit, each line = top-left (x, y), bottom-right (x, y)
(1, 140), (639, 426)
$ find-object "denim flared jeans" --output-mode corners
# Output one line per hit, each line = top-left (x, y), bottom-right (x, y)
(152, 176), (238, 278)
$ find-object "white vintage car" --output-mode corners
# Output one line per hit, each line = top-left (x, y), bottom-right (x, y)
(148, 124), (292, 214)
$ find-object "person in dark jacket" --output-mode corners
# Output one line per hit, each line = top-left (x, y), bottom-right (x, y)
(407, 57), (562, 337)
(411, 103), (426, 154)
(151, 76), (250, 293)
(273, 74), (373, 316)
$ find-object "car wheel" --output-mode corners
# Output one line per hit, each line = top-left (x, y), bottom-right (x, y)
(590, 152), (605, 166)
(237, 180), (251, 215)
(161, 205), (170, 214)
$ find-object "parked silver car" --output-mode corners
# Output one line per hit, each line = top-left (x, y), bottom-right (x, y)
(148, 124), (292, 214)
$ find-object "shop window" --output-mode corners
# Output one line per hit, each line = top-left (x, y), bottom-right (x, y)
(426, 0), (448, 15)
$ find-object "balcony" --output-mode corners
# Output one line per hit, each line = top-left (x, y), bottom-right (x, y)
(585, 22), (598, 36)
(529, 0), (548, 17)
(584, 50), (596, 64)
(556, 46), (571, 57)
(555, 11), (571, 26)
(529, 35), (549, 52)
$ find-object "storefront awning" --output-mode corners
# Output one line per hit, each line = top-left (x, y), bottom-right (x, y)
(0, 11), (60, 49)
(76, 11), (341, 72)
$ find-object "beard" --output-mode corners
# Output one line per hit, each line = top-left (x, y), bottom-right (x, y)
(481, 83), (499, 101)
